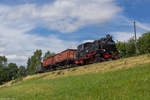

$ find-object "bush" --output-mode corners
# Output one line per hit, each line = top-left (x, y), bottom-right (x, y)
(11, 77), (23, 84)
(138, 32), (150, 54)
(56, 71), (64, 75)
(71, 68), (77, 72)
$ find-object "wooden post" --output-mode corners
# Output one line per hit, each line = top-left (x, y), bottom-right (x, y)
(134, 21), (138, 54)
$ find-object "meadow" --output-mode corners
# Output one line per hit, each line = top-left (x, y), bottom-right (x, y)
(0, 55), (150, 100)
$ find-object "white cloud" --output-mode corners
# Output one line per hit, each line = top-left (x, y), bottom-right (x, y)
(6, 55), (26, 60)
(136, 21), (150, 31)
(120, 17), (150, 32)
(112, 32), (141, 42)
(0, 26), (79, 65)
(110, 17), (150, 42)
(83, 40), (94, 43)
(0, 0), (121, 33)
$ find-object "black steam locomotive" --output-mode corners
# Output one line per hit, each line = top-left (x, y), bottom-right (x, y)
(75, 34), (118, 65)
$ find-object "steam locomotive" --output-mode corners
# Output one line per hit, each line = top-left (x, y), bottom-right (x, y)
(42, 34), (118, 71)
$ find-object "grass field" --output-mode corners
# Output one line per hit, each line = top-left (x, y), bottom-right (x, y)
(0, 55), (150, 100)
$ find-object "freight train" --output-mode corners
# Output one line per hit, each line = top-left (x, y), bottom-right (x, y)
(42, 34), (118, 71)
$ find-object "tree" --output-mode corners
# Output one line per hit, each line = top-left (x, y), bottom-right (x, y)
(137, 32), (150, 54)
(26, 57), (31, 74)
(0, 56), (19, 85)
(116, 41), (127, 58)
(0, 68), (4, 84)
(126, 38), (136, 57)
(18, 66), (26, 77)
(0, 56), (7, 68)
(0, 56), (9, 84)
(8, 63), (18, 80)
(27, 50), (42, 74)
(0, 67), (10, 84)
(43, 51), (55, 59)
(0, 62), (18, 85)
(116, 38), (136, 58)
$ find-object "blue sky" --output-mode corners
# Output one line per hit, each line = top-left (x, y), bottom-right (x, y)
(0, 0), (150, 65)
(118, 0), (150, 21)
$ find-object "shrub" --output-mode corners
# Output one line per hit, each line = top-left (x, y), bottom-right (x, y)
(11, 77), (23, 84)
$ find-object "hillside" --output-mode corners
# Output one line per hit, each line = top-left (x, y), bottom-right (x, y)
(0, 55), (150, 100)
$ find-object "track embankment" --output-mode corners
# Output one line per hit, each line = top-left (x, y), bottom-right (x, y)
(0, 54), (150, 88)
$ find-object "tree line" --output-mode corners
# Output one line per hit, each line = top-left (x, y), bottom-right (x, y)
(116, 32), (150, 58)
(0, 32), (150, 85)
(0, 56), (26, 84)
(0, 50), (55, 85)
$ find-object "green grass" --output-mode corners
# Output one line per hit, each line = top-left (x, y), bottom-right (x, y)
(0, 63), (150, 100)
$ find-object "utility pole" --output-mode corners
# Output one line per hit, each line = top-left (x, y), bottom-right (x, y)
(133, 21), (138, 54)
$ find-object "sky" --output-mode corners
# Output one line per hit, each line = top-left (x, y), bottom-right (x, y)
(0, 0), (150, 66)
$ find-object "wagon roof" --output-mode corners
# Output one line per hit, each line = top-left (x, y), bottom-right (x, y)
(43, 49), (77, 61)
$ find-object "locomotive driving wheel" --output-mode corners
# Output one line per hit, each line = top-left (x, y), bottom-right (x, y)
(94, 54), (102, 63)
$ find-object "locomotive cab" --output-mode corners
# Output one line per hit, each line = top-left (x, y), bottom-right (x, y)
(76, 42), (93, 59)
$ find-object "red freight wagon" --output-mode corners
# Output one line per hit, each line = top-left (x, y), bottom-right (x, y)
(43, 56), (54, 67)
(43, 49), (76, 68)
